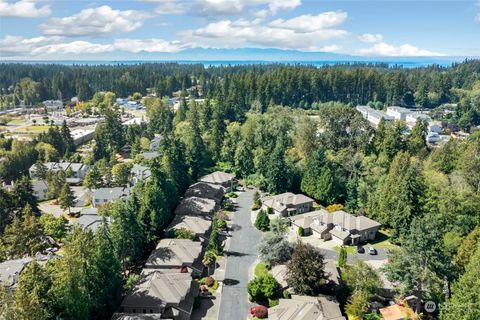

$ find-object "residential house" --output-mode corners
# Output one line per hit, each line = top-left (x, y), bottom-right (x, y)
(31, 180), (49, 201)
(167, 215), (212, 243)
(262, 192), (314, 217)
(92, 187), (131, 208)
(0, 258), (32, 291)
(174, 197), (218, 217)
(268, 295), (345, 320)
(150, 134), (163, 151)
(141, 151), (160, 160)
(118, 271), (199, 320)
(184, 182), (224, 204)
(29, 161), (90, 183)
(72, 187), (91, 207)
(198, 171), (235, 191)
(289, 209), (381, 245)
(144, 239), (204, 276)
(131, 164), (151, 185)
(75, 207), (110, 232)
(0, 254), (57, 292)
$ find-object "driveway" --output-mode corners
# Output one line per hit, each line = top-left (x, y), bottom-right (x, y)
(218, 188), (261, 320)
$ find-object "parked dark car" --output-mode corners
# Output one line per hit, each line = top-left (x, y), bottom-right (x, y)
(356, 246), (365, 254)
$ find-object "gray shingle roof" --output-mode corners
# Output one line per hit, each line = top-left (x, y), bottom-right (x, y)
(199, 171), (233, 185)
(145, 239), (202, 269)
(268, 295), (345, 320)
(184, 182), (224, 204)
(174, 197), (217, 216)
(121, 271), (193, 309)
(167, 215), (212, 236)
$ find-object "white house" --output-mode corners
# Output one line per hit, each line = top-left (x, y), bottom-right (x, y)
(31, 180), (49, 201)
(92, 187), (131, 208)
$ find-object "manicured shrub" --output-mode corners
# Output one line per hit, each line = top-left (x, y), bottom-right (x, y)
(213, 218), (227, 230)
(282, 289), (291, 299)
(298, 226), (305, 236)
(338, 246), (347, 268)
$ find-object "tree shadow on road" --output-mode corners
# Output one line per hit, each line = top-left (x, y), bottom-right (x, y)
(223, 278), (240, 286)
(224, 250), (249, 257)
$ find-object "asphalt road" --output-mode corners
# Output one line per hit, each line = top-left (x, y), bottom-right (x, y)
(218, 189), (260, 320)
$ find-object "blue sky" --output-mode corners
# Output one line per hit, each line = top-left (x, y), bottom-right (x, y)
(0, 0), (479, 60)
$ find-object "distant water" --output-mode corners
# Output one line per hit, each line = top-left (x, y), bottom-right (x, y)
(1, 58), (471, 68)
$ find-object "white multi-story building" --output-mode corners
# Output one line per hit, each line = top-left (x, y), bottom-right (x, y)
(356, 105), (393, 128)
(386, 106), (411, 121)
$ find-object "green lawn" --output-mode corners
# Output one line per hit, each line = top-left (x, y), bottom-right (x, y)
(333, 245), (356, 254)
(7, 118), (25, 125)
(254, 262), (270, 277)
(22, 125), (51, 132)
(370, 229), (399, 249)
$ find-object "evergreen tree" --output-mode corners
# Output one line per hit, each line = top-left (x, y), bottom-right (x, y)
(234, 139), (254, 178)
(441, 246), (480, 320)
(264, 142), (288, 193)
(49, 228), (95, 320)
(12, 261), (52, 320)
(46, 170), (67, 200)
(89, 222), (123, 319)
(59, 183), (75, 215)
(377, 151), (424, 241)
(83, 165), (102, 190)
(407, 119), (429, 158)
(11, 175), (39, 214)
(109, 199), (145, 274)
(0, 205), (47, 259)
(60, 120), (75, 155)
(32, 161), (48, 179)
(254, 210), (270, 232)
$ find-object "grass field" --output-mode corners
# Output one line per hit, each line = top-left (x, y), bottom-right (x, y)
(21, 125), (51, 132)
(8, 118), (26, 125)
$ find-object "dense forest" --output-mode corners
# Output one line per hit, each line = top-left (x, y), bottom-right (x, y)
(0, 61), (480, 319)
(1, 61), (480, 128)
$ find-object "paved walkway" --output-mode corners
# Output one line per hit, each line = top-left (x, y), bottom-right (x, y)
(218, 189), (260, 320)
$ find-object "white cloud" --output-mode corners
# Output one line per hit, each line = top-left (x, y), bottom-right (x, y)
(141, 0), (186, 14)
(0, 35), (191, 58)
(357, 42), (445, 57)
(476, 13), (480, 23)
(40, 5), (151, 36)
(0, 35), (114, 57)
(0, 0), (50, 17)
(32, 41), (114, 55)
(269, 12), (347, 32)
(182, 14), (347, 51)
(142, 0), (300, 17)
(358, 33), (383, 43)
(113, 38), (189, 53)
